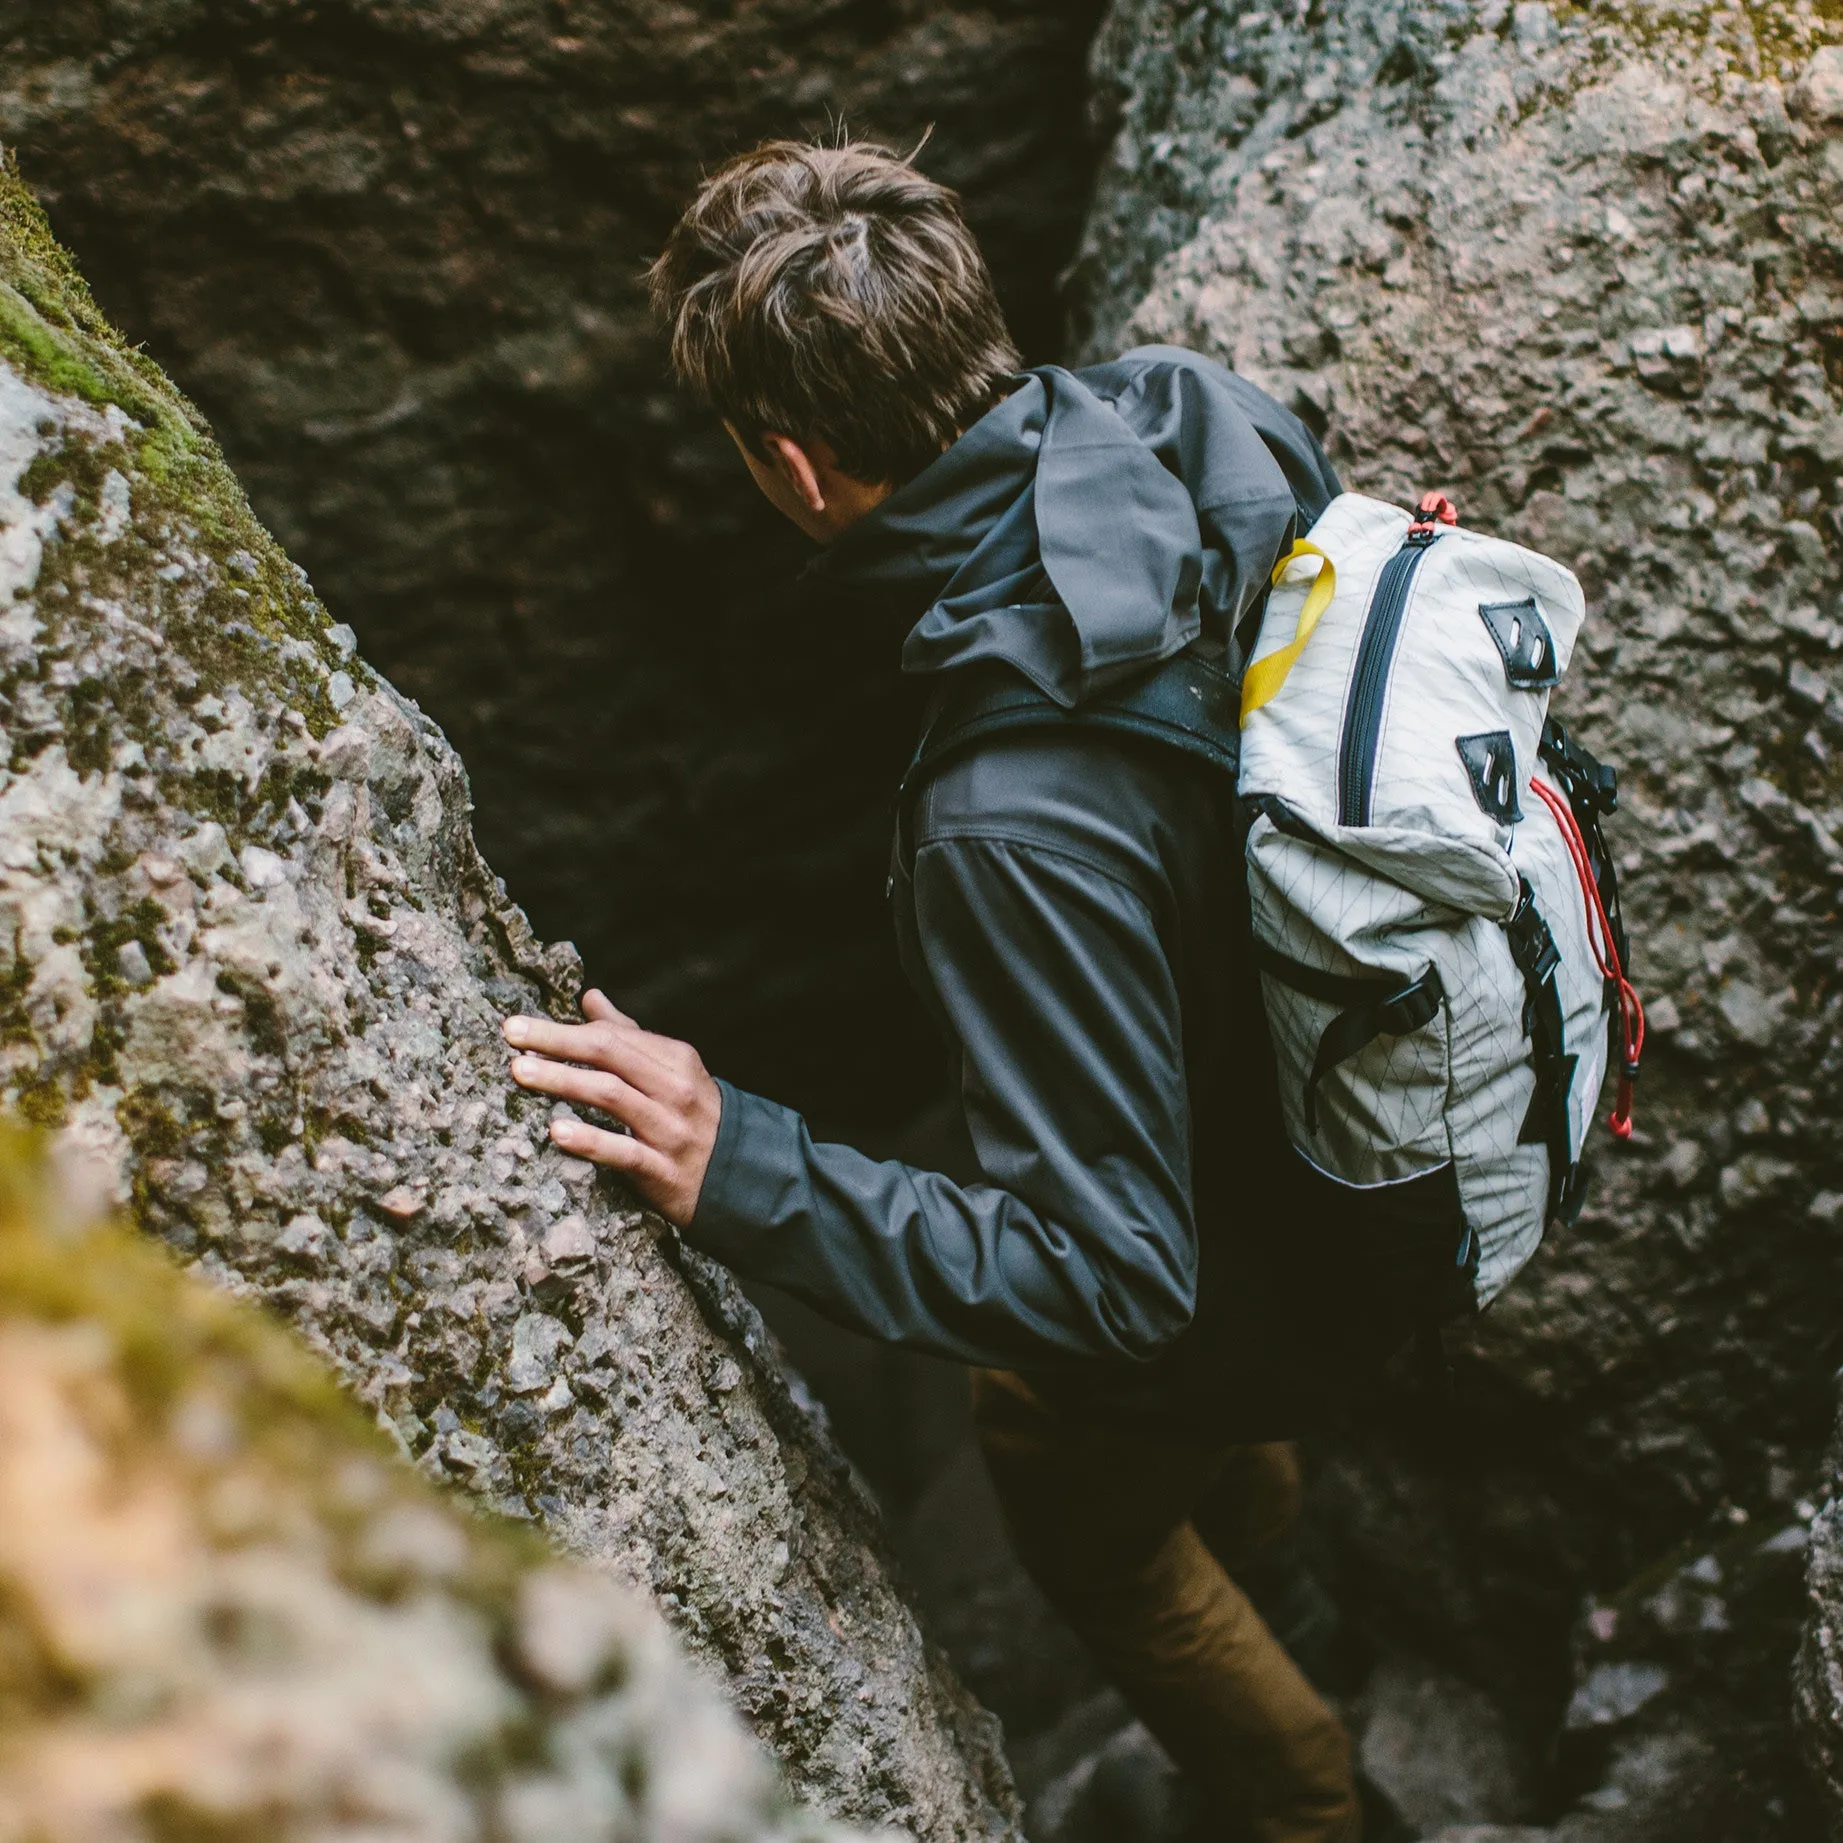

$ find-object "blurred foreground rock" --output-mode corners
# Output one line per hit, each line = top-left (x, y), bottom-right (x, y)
(0, 0), (1106, 1129)
(1076, 0), (1843, 1832)
(0, 156), (1017, 1842)
(0, 1129), (865, 1843)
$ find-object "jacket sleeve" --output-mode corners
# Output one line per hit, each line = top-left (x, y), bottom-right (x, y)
(683, 832), (1199, 1368)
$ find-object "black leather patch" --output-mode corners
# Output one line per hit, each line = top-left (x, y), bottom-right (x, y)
(1478, 597), (1561, 690)
(1456, 730), (1523, 822)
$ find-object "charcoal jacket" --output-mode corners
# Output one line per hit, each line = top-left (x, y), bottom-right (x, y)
(685, 347), (1350, 1433)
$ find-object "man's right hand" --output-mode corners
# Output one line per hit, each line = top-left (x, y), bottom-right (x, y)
(502, 990), (722, 1226)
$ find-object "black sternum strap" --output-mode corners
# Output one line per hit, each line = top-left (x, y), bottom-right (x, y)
(1255, 944), (1445, 1132)
(1506, 877), (1580, 1222)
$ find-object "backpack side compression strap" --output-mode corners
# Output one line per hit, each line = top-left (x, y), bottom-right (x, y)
(1505, 877), (1584, 1225)
(1254, 943), (1447, 1135)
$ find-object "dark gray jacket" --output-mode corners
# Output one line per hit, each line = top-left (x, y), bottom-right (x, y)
(686, 348), (1349, 1433)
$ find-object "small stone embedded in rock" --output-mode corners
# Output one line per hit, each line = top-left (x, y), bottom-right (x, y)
(439, 1428), (498, 1475)
(1358, 1654), (1535, 1831)
(96, 467), (130, 543)
(1512, 1), (1556, 48)
(1719, 1154), (1798, 1209)
(177, 822), (232, 876)
(516, 1567), (646, 1699)
(377, 1185), (425, 1221)
(541, 1213), (596, 1266)
(1645, 995), (1681, 1035)
(506, 1312), (573, 1393)
(316, 722), (371, 781)
(1789, 660), (1830, 710)
(497, 1399), (543, 1444)
(239, 844), (289, 890)
(1566, 1661), (1670, 1730)
(327, 669), (356, 710)
(276, 1212), (329, 1259)
(1659, 1141), (1704, 1190)
(1737, 776), (1789, 817)
(115, 938), (154, 987)
(1716, 980), (1781, 1049)
(1793, 45), (1843, 121)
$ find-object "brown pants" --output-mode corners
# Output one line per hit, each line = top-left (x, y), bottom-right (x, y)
(973, 1369), (1359, 1843)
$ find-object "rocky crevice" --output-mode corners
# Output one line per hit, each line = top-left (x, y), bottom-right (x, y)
(0, 0), (1108, 1133)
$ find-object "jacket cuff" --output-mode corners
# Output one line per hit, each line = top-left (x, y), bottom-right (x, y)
(686, 1078), (791, 1264)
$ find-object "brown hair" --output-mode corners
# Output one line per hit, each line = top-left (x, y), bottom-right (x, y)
(649, 138), (1021, 486)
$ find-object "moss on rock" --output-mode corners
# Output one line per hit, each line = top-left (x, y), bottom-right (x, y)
(0, 1125), (858, 1843)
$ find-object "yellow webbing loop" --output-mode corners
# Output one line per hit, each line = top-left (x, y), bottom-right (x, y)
(1240, 540), (1336, 722)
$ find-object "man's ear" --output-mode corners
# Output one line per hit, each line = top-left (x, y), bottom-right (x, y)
(759, 432), (828, 515)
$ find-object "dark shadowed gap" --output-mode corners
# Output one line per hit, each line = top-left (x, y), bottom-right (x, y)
(8, 0), (1112, 1138)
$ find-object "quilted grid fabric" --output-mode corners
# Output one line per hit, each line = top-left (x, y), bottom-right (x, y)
(1239, 493), (1608, 1307)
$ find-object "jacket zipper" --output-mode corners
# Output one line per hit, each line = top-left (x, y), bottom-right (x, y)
(1337, 529), (1442, 826)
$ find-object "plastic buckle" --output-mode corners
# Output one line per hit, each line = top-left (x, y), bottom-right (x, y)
(1407, 490), (1460, 539)
(1506, 889), (1561, 984)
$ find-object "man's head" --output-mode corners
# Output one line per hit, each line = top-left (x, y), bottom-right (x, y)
(649, 138), (1019, 541)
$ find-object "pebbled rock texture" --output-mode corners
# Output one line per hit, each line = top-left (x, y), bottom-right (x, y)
(0, 0), (1107, 1131)
(0, 155), (1019, 1843)
(1075, 0), (1843, 1832)
(0, 1128), (866, 1843)
(1799, 1380), (1843, 1839)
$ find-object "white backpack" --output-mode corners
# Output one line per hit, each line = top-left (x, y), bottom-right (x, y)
(1238, 490), (1642, 1313)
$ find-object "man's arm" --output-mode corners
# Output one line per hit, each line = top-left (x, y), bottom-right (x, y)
(504, 828), (1200, 1370)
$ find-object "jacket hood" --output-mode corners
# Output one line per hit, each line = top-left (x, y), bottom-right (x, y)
(804, 347), (1333, 708)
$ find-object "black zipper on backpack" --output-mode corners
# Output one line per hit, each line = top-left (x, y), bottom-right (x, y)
(1337, 528), (1443, 826)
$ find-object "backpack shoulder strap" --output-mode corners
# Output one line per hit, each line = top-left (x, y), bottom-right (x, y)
(899, 649), (1240, 815)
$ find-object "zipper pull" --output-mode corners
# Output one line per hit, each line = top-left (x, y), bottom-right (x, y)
(1406, 490), (1460, 543)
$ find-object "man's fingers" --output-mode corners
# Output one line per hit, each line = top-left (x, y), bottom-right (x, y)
(549, 1115), (674, 1186)
(509, 1054), (673, 1141)
(503, 1015), (674, 1091)
(581, 988), (633, 1026)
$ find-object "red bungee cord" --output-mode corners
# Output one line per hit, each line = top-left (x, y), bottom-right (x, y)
(1529, 775), (1645, 1140)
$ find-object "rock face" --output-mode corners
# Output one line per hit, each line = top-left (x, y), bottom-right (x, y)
(0, 1129), (864, 1843)
(1075, 0), (1843, 1832)
(0, 156), (1018, 1842)
(0, 0), (1106, 1131)
(1799, 1386), (1843, 1838)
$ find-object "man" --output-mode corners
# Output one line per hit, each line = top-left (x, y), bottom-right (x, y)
(503, 139), (1360, 1842)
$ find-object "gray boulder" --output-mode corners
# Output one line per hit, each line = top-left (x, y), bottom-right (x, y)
(1076, 0), (1842, 1829)
(0, 153), (1018, 1842)
(0, 1129), (867, 1843)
